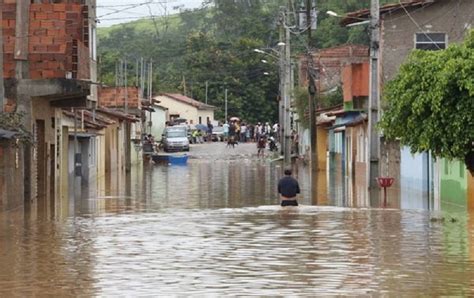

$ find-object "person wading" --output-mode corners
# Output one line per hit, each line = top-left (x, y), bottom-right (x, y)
(277, 168), (300, 207)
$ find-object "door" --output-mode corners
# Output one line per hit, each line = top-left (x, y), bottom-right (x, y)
(50, 144), (56, 216)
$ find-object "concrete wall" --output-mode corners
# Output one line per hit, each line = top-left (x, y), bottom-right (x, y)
(96, 134), (106, 197)
(440, 158), (468, 212)
(0, 141), (24, 211)
(197, 109), (215, 125)
(149, 107), (167, 141)
(468, 173), (474, 212)
(317, 126), (328, 170)
(59, 125), (69, 217)
(400, 148), (430, 210)
(381, 0), (474, 82)
(31, 99), (56, 212)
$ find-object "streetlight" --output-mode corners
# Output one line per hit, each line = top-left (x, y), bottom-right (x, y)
(326, 10), (339, 17)
(326, 10), (370, 27)
(253, 48), (280, 59)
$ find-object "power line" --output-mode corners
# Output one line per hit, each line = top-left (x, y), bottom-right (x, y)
(397, 0), (442, 50)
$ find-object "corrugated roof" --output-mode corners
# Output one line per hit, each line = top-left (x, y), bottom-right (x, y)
(341, 0), (436, 26)
(161, 93), (217, 110)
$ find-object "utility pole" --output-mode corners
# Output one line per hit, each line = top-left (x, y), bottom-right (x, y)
(205, 81), (208, 104)
(149, 59), (153, 134)
(306, 0), (318, 173)
(306, 0), (312, 42)
(368, 0), (381, 204)
(278, 12), (285, 157)
(140, 57), (145, 99)
(283, 10), (292, 165)
(182, 75), (187, 96)
(124, 59), (128, 114)
(224, 88), (228, 122)
(135, 58), (139, 87)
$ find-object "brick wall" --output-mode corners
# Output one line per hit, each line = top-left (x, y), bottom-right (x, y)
(1, 1), (90, 80)
(298, 45), (369, 92)
(99, 87), (141, 109)
(342, 62), (369, 102)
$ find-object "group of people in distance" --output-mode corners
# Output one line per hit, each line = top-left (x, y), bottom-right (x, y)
(222, 121), (280, 156)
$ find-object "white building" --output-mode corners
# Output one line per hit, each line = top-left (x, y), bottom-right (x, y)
(146, 104), (168, 141)
(155, 93), (216, 125)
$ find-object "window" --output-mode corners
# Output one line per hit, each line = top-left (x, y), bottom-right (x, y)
(415, 33), (446, 51)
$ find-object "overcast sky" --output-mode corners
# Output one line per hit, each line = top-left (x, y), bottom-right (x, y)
(97, 0), (204, 27)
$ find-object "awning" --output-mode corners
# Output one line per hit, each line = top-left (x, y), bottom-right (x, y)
(328, 112), (367, 130)
(68, 132), (99, 138)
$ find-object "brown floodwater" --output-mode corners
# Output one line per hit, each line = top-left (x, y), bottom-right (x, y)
(1, 143), (474, 296)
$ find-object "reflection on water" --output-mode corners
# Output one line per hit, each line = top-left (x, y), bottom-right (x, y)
(1, 151), (474, 295)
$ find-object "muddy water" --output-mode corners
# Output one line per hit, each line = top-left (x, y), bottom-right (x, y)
(1, 144), (474, 295)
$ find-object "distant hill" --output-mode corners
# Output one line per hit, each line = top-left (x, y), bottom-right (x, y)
(97, 0), (391, 122)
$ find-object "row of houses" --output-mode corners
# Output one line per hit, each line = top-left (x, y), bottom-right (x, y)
(297, 0), (474, 211)
(0, 0), (216, 214)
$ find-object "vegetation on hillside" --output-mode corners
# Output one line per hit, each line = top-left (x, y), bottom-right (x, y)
(98, 0), (390, 122)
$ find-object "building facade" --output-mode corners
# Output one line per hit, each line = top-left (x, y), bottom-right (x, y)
(156, 93), (216, 125)
(344, 0), (474, 210)
(1, 0), (98, 213)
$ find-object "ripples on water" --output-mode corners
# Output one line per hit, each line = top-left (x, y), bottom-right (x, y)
(1, 153), (474, 296)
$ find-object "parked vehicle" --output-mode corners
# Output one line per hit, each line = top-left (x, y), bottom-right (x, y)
(211, 126), (224, 141)
(162, 126), (190, 152)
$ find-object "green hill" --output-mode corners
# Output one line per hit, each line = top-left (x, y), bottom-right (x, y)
(97, 0), (388, 122)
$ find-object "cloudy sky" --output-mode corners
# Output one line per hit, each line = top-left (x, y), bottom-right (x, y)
(96, 0), (204, 27)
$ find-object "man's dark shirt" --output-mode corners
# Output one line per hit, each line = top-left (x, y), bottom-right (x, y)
(278, 176), (300, 198)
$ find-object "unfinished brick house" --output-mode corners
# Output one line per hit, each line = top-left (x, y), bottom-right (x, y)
(298, 44), (369, 94)
(98, 86), (144, 173)
(1, 0), (97, 213)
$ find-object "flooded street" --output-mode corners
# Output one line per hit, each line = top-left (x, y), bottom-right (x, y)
(1, 143), (474, 296)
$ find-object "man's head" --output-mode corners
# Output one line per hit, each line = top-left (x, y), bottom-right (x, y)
(284, 168), (292, 176)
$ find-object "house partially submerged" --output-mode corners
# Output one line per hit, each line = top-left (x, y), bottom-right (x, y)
(343, 0), (474, 210)
(1, 0), (98, 214)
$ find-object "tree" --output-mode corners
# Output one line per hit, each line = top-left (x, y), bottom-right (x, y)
(380, 31), (474, 174)
(97, 0), (385, 123)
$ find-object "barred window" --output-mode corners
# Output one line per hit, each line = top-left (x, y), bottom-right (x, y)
(415, 33), (447, 51)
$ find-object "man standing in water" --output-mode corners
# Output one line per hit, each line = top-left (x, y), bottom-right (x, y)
(277, 168), (300, 206)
